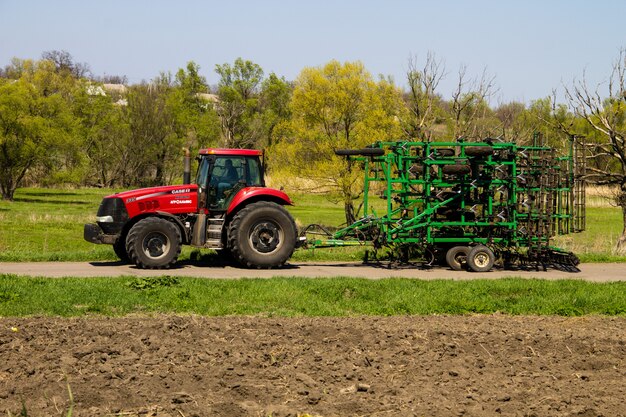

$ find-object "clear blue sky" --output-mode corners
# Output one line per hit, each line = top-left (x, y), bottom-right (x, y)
(1, 0), (624, 103)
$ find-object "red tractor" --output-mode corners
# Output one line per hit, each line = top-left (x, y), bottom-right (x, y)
(84, 149), (300, 269)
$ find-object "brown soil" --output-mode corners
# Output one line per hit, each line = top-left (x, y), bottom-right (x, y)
(1, 315), (624, 417)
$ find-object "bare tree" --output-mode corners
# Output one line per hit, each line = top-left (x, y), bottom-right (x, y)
(41, 50), (91, 78)
(99, 74), (129, 85)
(404, 52), (445, 140)
(493, 100), (529, 142)
(564, 47), (626, 253)
(450, 66), (497, 139)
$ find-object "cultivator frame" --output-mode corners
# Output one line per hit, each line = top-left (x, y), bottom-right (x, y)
(303, 135), (586, 271)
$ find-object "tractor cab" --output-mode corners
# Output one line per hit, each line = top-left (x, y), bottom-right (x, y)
(195, 149), (264, 212)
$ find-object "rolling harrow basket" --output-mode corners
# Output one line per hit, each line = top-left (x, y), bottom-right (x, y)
(302, 135), (586, 272)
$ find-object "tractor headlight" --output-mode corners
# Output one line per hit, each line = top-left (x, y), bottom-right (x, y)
(96, 197), (129, 234)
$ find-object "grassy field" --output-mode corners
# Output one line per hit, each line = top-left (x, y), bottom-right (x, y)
(1, 274), (624, 316)
(1, 188), (625, 319)
(0, 187), (625, 263)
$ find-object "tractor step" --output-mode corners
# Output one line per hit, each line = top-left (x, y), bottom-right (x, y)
(205, 218), (224, 249)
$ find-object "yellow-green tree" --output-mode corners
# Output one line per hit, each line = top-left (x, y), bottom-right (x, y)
(0, 59), (78, 200)
(270, 60), (405, 224)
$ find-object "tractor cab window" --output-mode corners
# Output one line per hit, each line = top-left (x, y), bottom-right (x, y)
(195, 156), (211, 210)
(196, 157), (210, 189)
(213, 157), (242, 184)
(246, 157), (263, 186)
(209, 156), (246, 210)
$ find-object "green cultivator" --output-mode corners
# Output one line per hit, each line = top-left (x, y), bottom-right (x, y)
(302, 135), (586, 272)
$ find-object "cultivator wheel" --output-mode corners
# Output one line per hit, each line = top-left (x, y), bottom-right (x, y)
(467, 245), (495, 272)
(445, 246), (470, 271)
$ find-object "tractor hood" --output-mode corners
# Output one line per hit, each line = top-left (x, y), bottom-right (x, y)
(107, 184), (199, 218)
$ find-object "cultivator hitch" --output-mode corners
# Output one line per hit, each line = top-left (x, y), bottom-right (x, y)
(304, 135), (585, 272)
(300, 216), (380, 249)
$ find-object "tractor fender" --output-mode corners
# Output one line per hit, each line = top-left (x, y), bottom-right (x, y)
(155, 211), (190, 243)
(226, 187), (293, 215)
(122, 211), (190, 244)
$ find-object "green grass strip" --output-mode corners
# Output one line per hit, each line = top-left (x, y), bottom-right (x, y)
(2, 188), (626, 263)
(1, 275), (624, 317)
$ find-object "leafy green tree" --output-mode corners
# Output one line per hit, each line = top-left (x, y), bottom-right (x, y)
(258, 73), (292, 148)
(72, 81), (130, 187)
(270, 60), (405, 224)
(0, 71), (75, 200)
(173, 61), (220, 149)
(122, 63), (221, 187)
(0, 57), (29, 79)
(214, 58), (264, 148)
(125, 74), (179, 186)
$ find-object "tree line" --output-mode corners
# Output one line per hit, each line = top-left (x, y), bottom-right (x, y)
(1, 49), (625, 251)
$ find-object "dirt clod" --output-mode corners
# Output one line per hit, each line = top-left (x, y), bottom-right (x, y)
(356, 383), (370, 392)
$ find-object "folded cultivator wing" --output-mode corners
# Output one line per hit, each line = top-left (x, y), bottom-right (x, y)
(304, 135), (586, 272)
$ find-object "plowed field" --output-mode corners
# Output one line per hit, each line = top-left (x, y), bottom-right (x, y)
(2, 315), (624, 416)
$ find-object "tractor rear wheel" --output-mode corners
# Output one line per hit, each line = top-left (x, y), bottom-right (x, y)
(445, 246), (469, 271)
(467, 245), (495, 272)
(126, 217), (182, 269)
(228, 201), (297, 268)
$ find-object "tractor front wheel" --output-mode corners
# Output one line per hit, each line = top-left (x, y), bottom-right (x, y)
(228, 201), (297, 268)
(113, 235), (130, 263)
(126, 217), (182, 269)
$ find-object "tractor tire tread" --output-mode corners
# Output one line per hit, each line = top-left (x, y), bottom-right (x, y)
(228, 201), (297, 269)
(113, 234), (130, 263)
(126, 217), (181, 269)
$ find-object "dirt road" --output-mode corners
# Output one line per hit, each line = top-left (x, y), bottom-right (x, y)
(1, 261), (625, 280)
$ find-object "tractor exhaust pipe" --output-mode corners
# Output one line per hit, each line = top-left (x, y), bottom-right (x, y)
(183, 147), (191, 185)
